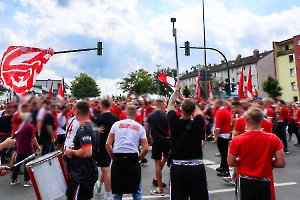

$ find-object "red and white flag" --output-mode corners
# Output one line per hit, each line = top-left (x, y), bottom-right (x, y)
(238, 67), (244, 101)
(208, 80), (213, 99)
(195, 68), (201, 103)
(48, 80), (53, 100)
(57, 78), (64, 99)
(0, 46), (54, 94)
(158, 72), (175, 87)
(245, 66), (253, 100)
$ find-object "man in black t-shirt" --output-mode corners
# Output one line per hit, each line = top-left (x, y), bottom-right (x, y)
(94, 99), (118, 199)
(166, 82), (209, 200)
(40, 104), (58, 156)
(65, 100), (100, 200)
(145, 99), (169, 194)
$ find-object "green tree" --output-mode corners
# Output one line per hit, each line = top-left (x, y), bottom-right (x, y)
(182, 85), (191, 98)
(70, 73), (100, 99)
(153, 67), (177, 97)
(262, 75), (282, 98)
(118, 69), (156, 95)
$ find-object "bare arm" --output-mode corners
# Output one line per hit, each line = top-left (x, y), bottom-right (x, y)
(272, 149), (286, 168)
(106, 132), (115, 159)
(46, 125), (54, 139)
(138, 138), (148, 160)
(227, 153), (239, 167)
(167, 82), (180, 113)
(65, 146), (93, 159)
(232, 130), (240, 139)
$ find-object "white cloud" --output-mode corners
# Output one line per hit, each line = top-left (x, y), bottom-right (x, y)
(13, 11), (30, 26)
(0, 2), (6, 12)
(95, 76), (122, 98)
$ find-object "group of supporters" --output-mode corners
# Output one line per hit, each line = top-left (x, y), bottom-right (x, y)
(0, 82), (296, 199)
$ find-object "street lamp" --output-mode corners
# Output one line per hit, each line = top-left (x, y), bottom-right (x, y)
(171, 18), (180, 81)
(156, 64), (161, 98)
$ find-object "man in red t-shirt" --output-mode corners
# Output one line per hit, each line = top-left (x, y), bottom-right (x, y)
(214, 99), (232, 177)
(228, 107), (285, 200)
(292, 102), (300, 146)
(275, 100), (289, 153)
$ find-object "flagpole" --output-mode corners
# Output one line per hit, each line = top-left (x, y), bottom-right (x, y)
(171, 18), (180, 81)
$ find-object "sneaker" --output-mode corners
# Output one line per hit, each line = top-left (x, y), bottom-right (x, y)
(283, 149), (289, 154)
(216, 167), (223, 172)
(148, 146), (152, 150)
(24, 181), (32, 187)
(11, 180), (19, 186)
(294, 143), (300, 147)
(215, 153), (221, 157)
(222, 176), (236, 186)
(151, 188), (164, 196)
(152, 179), (166, 187)
(95, 181), (102, 193)
(217, 171), (231, 177)
(140, 158), (148, 165)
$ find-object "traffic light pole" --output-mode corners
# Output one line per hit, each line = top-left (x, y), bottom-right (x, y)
(54, 41), (103, 55)
(181, 44), (231, 96)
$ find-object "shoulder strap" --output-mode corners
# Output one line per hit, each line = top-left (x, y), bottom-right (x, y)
(169, 120), (193, 157)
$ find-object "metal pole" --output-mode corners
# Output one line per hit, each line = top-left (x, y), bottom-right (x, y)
(202, 0), (208, 99)
(54, 48), (97, 54)
(171, 19), (180, 81)
(181, 46), (231, 96)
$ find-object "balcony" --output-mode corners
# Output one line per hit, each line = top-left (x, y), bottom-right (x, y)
(277, 49), (294, 57)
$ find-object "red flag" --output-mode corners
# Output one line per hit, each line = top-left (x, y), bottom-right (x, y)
(245, 66), (253, 100)
(208, 80), (213, 99)
(57, 78), (64, 99)
(158, 72), (175, 87)
(0, 46), (54, 94)
(48, 80), (54, 100)
(195, 68), (201, 103)
(238, 67), (244, 101)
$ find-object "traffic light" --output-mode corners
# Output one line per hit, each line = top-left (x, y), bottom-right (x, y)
(97, 41), (103, 56)
(184, 41), (190, 56)
(224, 78), (230, 95)
(231, 83), (236, 92)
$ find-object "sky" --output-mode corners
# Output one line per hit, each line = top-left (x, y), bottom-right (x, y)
(0, 0), (299, 97)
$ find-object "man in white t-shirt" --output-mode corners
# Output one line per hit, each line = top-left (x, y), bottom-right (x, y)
(36, 99), (51, 136)
(106, 105), (148, 199)
(56, 104), (71, 150)
(63, 116), (80, 151)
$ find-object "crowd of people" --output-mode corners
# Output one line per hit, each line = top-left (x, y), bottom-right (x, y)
(0, 82), (297, 199)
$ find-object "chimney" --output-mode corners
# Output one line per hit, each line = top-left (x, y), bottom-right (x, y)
(236, 54), (241, 62)
(208, 64), (211, 68)
(221, 60), (225, 65)
(186, 70), (188, 74)
(253, 49), (259, 58)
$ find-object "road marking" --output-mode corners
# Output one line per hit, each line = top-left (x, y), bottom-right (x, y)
(203, 159), (215, 165)
(274, 182), (297, 186)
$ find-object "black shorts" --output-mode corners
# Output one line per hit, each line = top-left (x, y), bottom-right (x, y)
(57, 134), (66, 145)
(66, 177), (94, 200)
(151, 138), (171, 160)
(97, 148), (111, 167)
(236, 177), (271, 200)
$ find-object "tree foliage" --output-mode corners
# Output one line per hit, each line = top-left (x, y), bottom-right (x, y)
(153, 67), (177, 97)
(118, 69), (156, 95)
(262, 75), (282, 98)
(70, 73), (100, 99)
(182, 85), (191, 98)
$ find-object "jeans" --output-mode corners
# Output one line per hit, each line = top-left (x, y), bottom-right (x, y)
(40, 138), (55, 156)
(113, 181), (142, 200)
(217, 137), (230, 172)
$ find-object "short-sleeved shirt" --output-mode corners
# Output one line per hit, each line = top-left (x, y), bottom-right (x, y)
(294, 109), (300, 124)
(277, 106), (289, 121)
(167, 110), (205, 160)
(214, 107), (232, 134)
(64, 117), (80, 151)
(70, 122), (100, 188)
(57, 113), (67, 135)
(40, 113), (55, 139)
(17, 123), (35, 154)
(95, 112), (119, 147)
(234, 117), (273, 134)
(147, 110), (169, 143)
(265, 107), (274, 120)
(110, 119), (146, 153)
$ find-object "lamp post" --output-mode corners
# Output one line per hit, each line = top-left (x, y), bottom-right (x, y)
(171, 18), (180, 81)
(156, 64), (161, 98)
(202, 0), (208, 99)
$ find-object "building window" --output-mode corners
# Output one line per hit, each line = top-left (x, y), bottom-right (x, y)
(298, 54), (300, 60)
(232, 78), (235, 83)
(294, 96), (298, 102)
(290, 68), (295, 77)
(298, 40), (300, 46)
(289, 55), (294, 62)
(231, 69), (234, 73)
(291, 82), (297, 91)
(244, 76), (247, 81)
(285, 45), (289, 50)
(252, 75), (256, 80)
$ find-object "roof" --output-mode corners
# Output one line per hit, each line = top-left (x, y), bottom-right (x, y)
(274, 35), (300, 45)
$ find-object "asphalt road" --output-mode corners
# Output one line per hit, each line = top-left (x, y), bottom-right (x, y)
(0, 139), (299, 200)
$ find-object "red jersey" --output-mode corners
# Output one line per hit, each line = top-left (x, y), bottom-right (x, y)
(265, 107), (274, 121)
(277, 106), (289, 121)
(229, 131), (283, 200)
(141, 106), (154, 122)
(118, 110), (142, 124)
(215, 107), (231, 134)
(287, 108), (294, 122)
(119, 111), (126, 120)
(234, 117), (272, 134)
(11, 112), (22, 137)
(110, 105), (122, 118)
(294, 109), (300, 124)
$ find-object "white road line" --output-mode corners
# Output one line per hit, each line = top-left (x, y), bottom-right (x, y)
(274, 182), (297, 186)
(203, 159), (215, 165)
(122, 195), (170, 199)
